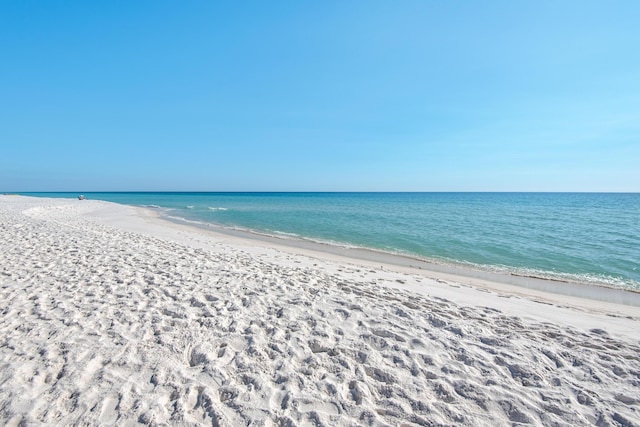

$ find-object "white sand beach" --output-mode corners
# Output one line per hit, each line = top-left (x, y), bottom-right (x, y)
(1, 195), (639, 426)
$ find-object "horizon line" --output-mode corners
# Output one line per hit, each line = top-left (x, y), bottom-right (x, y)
(6, 190), (640, 194)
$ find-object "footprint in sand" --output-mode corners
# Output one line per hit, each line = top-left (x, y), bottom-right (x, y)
(99, 395), (120, 425)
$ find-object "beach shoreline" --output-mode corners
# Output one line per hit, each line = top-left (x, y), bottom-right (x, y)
(1, 195), (639, 426)
(158, 208), (640, 308)
(17, 191), (640, 293)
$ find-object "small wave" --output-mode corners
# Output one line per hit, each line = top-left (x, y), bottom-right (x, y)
(166, 215), (213, 228)
(186, 205), (194, 209)
(142, 204), (162, 209)
(208, 207), (228, 211)
(271, 230), (301, 239)
(259, 229), (362, 250)
(448, 262), (639, 291)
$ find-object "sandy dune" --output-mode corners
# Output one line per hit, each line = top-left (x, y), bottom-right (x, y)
(1, 196), (639, 426)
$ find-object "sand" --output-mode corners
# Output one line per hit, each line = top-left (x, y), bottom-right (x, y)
(1, 195), (639, 426)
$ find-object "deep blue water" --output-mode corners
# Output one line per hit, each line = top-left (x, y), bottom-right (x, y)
(21, 192), (640, 291)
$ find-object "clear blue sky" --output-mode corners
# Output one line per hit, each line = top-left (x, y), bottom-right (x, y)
(1, 1), (638, 191)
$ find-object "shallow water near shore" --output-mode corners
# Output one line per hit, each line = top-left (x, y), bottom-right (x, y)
(21, 192), (640, 291)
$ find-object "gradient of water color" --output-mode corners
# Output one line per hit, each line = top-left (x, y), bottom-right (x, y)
(23, 192), (640, 291)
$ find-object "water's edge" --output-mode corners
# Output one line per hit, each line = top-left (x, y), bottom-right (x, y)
(16, 192), (640, 300)
(159, 209), (640, 308)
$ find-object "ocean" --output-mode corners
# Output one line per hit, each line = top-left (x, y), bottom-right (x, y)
(21, 192), (640, 291)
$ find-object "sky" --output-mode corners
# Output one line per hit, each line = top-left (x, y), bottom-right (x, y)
(1, 1), (639, 192)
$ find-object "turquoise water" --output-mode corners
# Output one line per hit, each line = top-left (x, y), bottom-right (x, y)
(21, 192), (640, 291)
